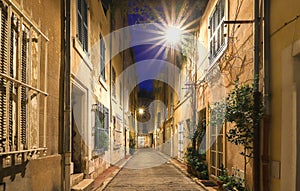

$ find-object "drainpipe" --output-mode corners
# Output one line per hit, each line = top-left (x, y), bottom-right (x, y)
(61, 0), (71, 190)
(109, 4), (113, 163)
(262, 0), (271, 190)
(253, 0), (261, 190)
(122, 15), (126, 157)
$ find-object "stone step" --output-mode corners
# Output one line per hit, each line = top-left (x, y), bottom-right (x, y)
(71, 173), (84, 187)
(71, 179), (94, 191)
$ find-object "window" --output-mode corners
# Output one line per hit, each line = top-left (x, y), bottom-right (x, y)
(0, 1), (48, 156)
(209, 0), (225, 63)
(119, 82), (122, 105)
(94, 103), (109, 154)
(101, 0), (109, 15)
(113, 116), (122, 149)
(77, 0), (88, 51)
(112, 67), (116, 97)
(210, 105), (224, 177)
(100, 34), (106, 80)
(198, 109), (206, 155)
(157, 112), (161, 126)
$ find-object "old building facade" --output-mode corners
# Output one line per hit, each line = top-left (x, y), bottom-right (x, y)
(0, 0), (62, 190)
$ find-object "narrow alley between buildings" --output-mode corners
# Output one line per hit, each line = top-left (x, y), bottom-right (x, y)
(102, 149), (205, 191)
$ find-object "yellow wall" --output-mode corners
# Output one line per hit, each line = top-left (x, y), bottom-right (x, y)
(270, 0), (300, 190)
(197, 0), (256, 187)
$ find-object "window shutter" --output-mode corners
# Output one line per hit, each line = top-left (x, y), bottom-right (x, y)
(77, 0), (88, 51)
(8, 14), (16, 150)
(77, 0), (83, 46)
(83, 0), (88, 51)
(0, 3), (8, 151)
(20, 27), (28, 149)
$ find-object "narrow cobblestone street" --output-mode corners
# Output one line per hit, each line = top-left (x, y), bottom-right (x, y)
(102, 149), (206, 191)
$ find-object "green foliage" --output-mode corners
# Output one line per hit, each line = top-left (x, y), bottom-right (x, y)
(225, 81), (263, 158)
(116, 0), (208, 24)
(225, 80), (263, 190)
(210, 101), (226, 128)
(217, 167), (245, 191)
(192, 119), (206, 150)
(129, 133), (136, 155)
(185, 147), (208, 180)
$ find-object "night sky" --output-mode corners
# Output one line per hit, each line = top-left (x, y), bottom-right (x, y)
(128, 8), (166, 93)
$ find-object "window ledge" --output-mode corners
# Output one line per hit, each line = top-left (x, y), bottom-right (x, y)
(92, 149), (106, 157)
(73, 38), (93, 71)
(0, 147), (47, 167)
(113, 144), (121, 150)
(99, 76), (108, 91)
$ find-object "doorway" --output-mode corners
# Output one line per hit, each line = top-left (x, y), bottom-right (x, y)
(71, 84), (87, 173)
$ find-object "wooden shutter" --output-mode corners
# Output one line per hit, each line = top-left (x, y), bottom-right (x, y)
(83, 0), (88, 51)
(77, 0), (83, 46)
(0, 2), (8, 151)
(77, 0), (88, 51)
(20, 27), (28, 148)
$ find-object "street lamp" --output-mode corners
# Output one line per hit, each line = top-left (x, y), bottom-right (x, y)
(164, 25), (183, 45)
(138, 108), (145, 115)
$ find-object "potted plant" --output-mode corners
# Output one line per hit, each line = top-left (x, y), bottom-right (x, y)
(129, 134), (136, 155)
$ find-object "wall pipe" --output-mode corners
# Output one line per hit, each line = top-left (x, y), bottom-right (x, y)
(61, 0), (71, 190)
(262, 0), (271, 190)
(253, 0), (261, 190)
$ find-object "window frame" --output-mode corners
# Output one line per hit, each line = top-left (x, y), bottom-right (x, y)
(93, 103), (109, 155)
(209, 105), (225, 178)
(209, 0), (226, 65)
(76, 0), (88, 52)
(100, 34), (106, 81)
(111, 67), (116, 98)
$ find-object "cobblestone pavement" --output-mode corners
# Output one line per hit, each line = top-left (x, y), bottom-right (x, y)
(103, 148), (206, 191)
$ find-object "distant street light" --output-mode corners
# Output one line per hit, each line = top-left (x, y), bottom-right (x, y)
(138, 108), (145, 115)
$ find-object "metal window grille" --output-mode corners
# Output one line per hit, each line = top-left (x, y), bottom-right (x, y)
(0, 0), (48, 157)
(94, 103), (109, 154)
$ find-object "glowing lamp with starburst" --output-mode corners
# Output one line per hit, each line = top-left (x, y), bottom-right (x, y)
(164, 25), (183, 45)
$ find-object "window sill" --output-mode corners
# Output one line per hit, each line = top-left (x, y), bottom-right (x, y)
(99, 76), (108, 91)
(92, 149), (106, 157)
(113, 144), (121, 150)
(0, 147), (47, 167)
(73, 38), (93, 71)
